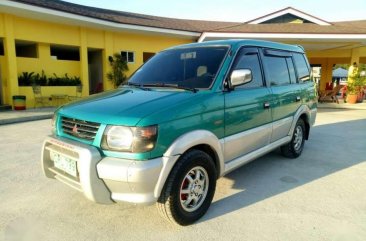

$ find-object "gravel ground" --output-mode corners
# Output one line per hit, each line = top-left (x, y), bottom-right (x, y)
(0, 108), (365, 241)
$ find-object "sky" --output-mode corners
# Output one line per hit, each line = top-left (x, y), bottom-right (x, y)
(63, 0), (366, 23)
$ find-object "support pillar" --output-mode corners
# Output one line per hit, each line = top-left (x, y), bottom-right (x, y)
(79, 27), (89, 96)
(3, 14), (18, 106)
(350, 48), (360, 66)
(319, 58), (333, 91)
(348, 48), (360, 82)
(103, 31), (114, 91)
(38, 43), (50, 61)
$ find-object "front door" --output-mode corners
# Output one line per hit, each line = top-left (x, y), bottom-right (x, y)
(88, 49), (103, 94)
(224, 47), (272, 162)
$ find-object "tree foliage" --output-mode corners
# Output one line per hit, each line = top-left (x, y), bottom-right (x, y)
(107, 53), (129, 88)
(347, 65), (366, 95)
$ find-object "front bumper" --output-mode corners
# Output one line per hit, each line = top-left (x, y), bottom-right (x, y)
(41, 135), (163, 204)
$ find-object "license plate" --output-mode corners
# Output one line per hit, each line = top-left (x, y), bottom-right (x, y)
(50, 151), (77, 177)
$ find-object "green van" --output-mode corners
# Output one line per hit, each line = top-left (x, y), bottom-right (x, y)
(42, 39), (317, 225)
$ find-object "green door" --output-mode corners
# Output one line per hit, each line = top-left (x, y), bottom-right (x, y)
(261, 49), (302, 142)
(224, 47), (272, 162)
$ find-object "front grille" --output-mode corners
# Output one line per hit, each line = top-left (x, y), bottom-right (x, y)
(61, 117), (100, 141)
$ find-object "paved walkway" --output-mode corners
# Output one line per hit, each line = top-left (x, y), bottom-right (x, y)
(318, 99), (366, 110)
(0, 107), (56, 125)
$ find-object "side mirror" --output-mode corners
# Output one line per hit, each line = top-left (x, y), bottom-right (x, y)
(229, 69), (252, 88)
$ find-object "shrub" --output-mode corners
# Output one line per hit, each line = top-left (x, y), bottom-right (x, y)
(18, 71), (81, 86)
(107, 53), (129, 88)
(18, 72), (35, 86)
(33, 70), (48, 86)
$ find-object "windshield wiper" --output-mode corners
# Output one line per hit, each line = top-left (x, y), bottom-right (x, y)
(142, 83), (198, 93)
(126, 82), (151, 91)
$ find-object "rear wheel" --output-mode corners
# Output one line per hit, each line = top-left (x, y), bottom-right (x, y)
(281, 118), (306, 158)
(157, 149), (216, 226)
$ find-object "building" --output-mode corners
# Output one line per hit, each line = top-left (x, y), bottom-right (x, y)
(1, 0), (366, 108)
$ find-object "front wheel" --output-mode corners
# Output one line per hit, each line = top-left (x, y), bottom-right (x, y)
(157, 149), (217, 226)
(281, 118), (306, 158)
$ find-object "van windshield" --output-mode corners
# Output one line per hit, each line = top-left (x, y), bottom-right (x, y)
(128, 46), (228, 89)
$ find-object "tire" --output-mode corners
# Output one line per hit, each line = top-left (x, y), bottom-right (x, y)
(157, 149), (217, 226)
(281, 118), (306, 158)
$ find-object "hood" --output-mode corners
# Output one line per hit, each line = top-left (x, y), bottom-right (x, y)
(57, 87), (197, 126)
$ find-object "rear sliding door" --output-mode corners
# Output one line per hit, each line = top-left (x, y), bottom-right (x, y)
(261, 49), (302, 142)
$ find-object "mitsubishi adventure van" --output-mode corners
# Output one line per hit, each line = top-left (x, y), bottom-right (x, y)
(42, 40), (317, 225)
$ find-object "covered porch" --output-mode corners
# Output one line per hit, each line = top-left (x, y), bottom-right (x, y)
(305, 41), (366, 91)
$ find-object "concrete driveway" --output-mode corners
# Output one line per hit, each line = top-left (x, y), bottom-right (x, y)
(0, 108), (365, 241)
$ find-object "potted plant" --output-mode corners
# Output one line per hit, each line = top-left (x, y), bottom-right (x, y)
(346, 81), (358, 104)
(346, 65), (366, 104)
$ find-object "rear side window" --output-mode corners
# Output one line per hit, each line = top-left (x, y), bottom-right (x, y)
(286, 58), (297, 84)
(232, 49), (264, 88)
(293, 53), (310, 82)
(263, 55), (291, 86)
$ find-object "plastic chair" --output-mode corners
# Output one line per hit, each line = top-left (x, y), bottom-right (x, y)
(318, 85), (344, 104)
(32, 85), (51, 108)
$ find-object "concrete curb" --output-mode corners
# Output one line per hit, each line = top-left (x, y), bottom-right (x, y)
(0, 114), (53, 125)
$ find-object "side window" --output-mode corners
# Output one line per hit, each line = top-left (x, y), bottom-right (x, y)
(286, 58), (297, 84)
(293, 53), (310, 82)
(263, 55), (291, 86)
(121, 51), (135, 63)
(232, 49), (264, 89)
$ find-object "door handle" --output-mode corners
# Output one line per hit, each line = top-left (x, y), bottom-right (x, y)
(263, 102), (270, 109)
(296, 96), (301, 102)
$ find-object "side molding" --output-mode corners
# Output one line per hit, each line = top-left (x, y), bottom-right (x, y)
(223, 136), (291, 175)
(153, 130), (224, 198)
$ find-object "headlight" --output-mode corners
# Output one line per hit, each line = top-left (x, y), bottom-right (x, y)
(101, 125), (158, 153)
(105, 126), (134, 150)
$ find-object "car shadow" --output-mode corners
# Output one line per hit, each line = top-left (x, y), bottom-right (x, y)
(199, 118), (366, 223)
